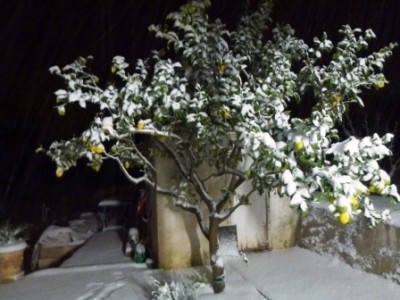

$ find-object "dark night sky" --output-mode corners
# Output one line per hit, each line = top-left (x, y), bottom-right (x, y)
(1, 0), (400, 224)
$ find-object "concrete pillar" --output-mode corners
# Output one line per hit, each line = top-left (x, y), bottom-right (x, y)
(151, 157), (210, 269)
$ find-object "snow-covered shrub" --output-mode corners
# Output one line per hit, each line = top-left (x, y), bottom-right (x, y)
(0, 223), (26, 246)
(151, 278), (203, 300)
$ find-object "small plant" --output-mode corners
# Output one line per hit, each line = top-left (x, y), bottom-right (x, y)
(151, 275), (205, 300)
(0, 223), (26, 246)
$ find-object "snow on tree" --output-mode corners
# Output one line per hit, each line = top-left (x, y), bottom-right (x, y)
(39, 0), (399, 294)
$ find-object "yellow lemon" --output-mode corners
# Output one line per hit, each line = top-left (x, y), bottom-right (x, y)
(56, 167), (64, 178)
(136, 120), (145, 129)
(57, 106), (65, 116)
(294, 140), (304, 151)
(187, 5), (196, 14)
(376, 78), (385, 89)
(221, 107), (231, 119)
(217, 63), (226, 74)
(89, 144), (105, 154)
(331, 95), (342, 106)
(368, 184), (382, 194)
(339, 211), (350, 224)
(351, 195), (359, 209)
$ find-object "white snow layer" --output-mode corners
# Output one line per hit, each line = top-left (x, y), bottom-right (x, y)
(2, 247), (400, 299)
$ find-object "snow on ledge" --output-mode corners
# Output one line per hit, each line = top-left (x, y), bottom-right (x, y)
(0, 240), (27, 253)
(310, 196), (400, 228)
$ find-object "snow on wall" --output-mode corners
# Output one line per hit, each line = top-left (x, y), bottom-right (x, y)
(298, 202), (400, 284)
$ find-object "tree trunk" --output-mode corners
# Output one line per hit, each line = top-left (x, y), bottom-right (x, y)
(209, 217), (225, 294)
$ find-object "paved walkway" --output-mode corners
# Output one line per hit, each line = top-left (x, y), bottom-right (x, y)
(61, 229), (131, 267)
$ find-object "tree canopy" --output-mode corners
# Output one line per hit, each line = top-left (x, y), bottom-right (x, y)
(41, 0), (399, 293)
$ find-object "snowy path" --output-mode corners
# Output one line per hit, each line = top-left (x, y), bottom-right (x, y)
(61, 229), (131, 267)
(0, 264), (150, 300)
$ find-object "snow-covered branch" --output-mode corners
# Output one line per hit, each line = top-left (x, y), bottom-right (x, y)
(218, 187), (258, 221)
(154, 138), (216, 211)
(105, 152), (156, 187)
(154, 139), (190, 179)
(130, 128), (181, 141)
(175, 201), (209, 239)
(200, 166), (245, 183)
(216, 173), (246, 213)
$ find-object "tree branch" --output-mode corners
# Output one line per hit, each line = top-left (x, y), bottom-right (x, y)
(105, 152), (156, 187)
(216, 169), (246, 212)
(192, 171), (216, 212)
(154, 139), (216, 212)
(154, 139), (190, 179)
(175, 200), (209, 239)
(130, 139), (157, 173)
(200, 166), (245, 183)
(217, 187), (257, 222)
(130, 127), (181, 141)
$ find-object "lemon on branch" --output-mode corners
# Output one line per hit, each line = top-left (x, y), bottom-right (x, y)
(56, 167), (64, 178)
(331, 95), (343, 106)
(368, 184), (383, 194)
(217, 63), (226, 74)
(89, 144), (105, 154)
(57, 106), (66, 116)
(294, 139), (304, 151)
(376, 77), (385, 89)
(338, 211), (350, 224)
(220, 106), (231, 120)
(350, 195), (359, 209)
(136, 120), (145, 129)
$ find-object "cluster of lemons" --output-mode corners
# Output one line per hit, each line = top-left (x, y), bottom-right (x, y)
(328, 192), (361, 225)
(332, 178), (391, 225)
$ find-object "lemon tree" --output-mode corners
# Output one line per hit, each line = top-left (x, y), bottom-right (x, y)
(41, 0), (399, 293)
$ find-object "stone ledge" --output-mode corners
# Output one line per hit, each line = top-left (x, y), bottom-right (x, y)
(298, 198), (400, 284)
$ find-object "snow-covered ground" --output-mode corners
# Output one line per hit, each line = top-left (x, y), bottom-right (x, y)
(2, 235), (400, 299)
(4, 207), (400, 299)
